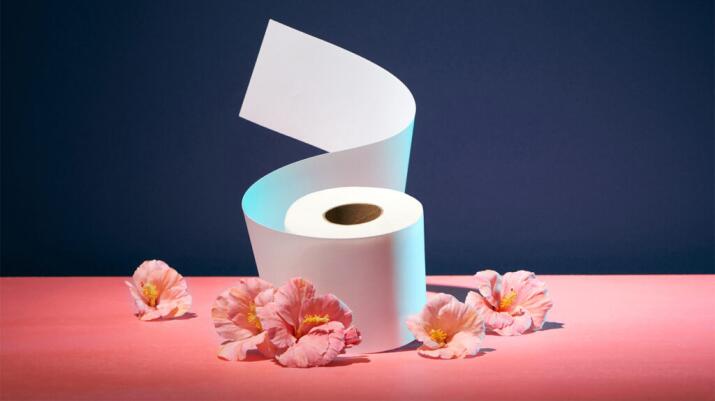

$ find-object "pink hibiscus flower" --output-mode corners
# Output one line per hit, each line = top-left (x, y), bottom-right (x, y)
(211, 278), (277, 361)
(256, 278), (361, 368)
(406, 293), (485, 359)
(466, 270), (553, 336)
(125, 260), (192, 321)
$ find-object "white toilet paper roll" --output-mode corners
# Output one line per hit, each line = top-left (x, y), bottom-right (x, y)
(281, 187), (426, 353)
(239, 20), (426, 353)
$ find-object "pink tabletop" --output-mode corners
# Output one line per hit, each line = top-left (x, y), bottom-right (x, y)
(1, 275), (714, 401)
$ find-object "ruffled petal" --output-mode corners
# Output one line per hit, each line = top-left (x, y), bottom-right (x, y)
(406, 294), (456, 349)
(417, 331), (483, 359)
(275, 322), (346, 368)
(254, 288), (275, 307)
(256, 333), (277, 358)
(217, 332), (271, 361)
(437, 294), (480, 336)
(406, 314), (432, 346)
(212, 289), (255, 341)
(344, 326), (362, 348)
(493, 306), (533, 336)
(125, 281), (148, 314)
(486, 310), (515, 331)
(274, 278), (316, 331)
(473, 269), (502, 309)
(446, 330), (483, 358)
(257, 301), (296, 351)
(502, 270), (553, 329)
(299, 294), (353, 334)
(417, 345), (456, 359)
(139, 309), (163, 321)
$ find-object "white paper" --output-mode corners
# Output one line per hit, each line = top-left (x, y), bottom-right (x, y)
(239, 20), (425, 353)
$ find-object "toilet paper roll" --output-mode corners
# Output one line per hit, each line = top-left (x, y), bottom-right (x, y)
(238, 20), (426, 353)
(284, 187), (423, 239)
(282, 187), (426, 353)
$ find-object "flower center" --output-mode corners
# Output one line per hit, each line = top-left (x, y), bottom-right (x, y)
(247, 302), (262, 331)
(429, 328), (448, 346)
(141, 283), (158, 307)
(302, 314), (330, 325)
(499, 289), (517, 311)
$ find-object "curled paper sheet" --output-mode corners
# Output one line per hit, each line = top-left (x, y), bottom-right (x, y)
(239, 20), (426, 353)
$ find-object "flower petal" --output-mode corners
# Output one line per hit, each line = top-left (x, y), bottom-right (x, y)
(437, 294), (481, 336)
(502, 270), (553, 329)
(446, 330), (483, 358)
(406, 294), (456, 348)
(275, 321), (346, 368)
(344, 326), (362, 348)
(300, 293), (353, 333)
(274, 278), (316, 331)
(417, 331), (483, 359)
(254, 288), (276, 307)
(405, 314), (431, 346)
(417, 345), (455, 359)
(139, 309), (163, 321)
(217, 332), (271, 361)
(212, 291), (255, 341)
(257, 301), (296, 351)
(125, 281), (149, 315)
(493, 306), (533, 336)
(256, 332), (277, 359)
(473, 269), (502, 308)
(467, 289), (530, 334)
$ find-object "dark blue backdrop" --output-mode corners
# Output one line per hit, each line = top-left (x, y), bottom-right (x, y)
(2, 0), (713, 276)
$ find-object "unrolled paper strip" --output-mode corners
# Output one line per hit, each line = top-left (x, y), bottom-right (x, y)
(239, 20), (426, 353)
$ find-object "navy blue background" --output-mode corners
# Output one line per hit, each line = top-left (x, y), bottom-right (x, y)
(2, 1), (713, 276)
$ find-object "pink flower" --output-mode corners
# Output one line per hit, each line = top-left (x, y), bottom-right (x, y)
(211, 278), (276, 361)
(406, 293), (485, 359)
(256, 278), (362, 368)
(125, 260), (192, 321)
(466, 270), (553, 336)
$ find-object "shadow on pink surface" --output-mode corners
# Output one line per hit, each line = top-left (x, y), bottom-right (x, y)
(385, 340), (497, 357)
(143, 312), (199, 322)
(237, 352), (372, 367)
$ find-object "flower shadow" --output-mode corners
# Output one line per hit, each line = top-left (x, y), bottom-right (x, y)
(382, 340), (496, 359)
(540, 321), (564, 331)
(426, 284), (471, 299)
(145, 312), (198, 322)
(383, 340), (421, 353)
(476, 347), (495, 357)
(328, 355), (371, 367)
(268, 355), (371, 368)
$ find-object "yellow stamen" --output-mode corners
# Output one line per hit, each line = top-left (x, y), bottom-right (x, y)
(429, 328), (448, 346)
(302, 314), (330, 325)
(246, 302), (262, 331)
(142, 283), (158, 307)
(499, 289), (517, 311)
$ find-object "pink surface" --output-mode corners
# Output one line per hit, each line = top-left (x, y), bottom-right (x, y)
(1, 275), (714, 401)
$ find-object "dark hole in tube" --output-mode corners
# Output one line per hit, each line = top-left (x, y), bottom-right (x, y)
(323, 203), (383, 225)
